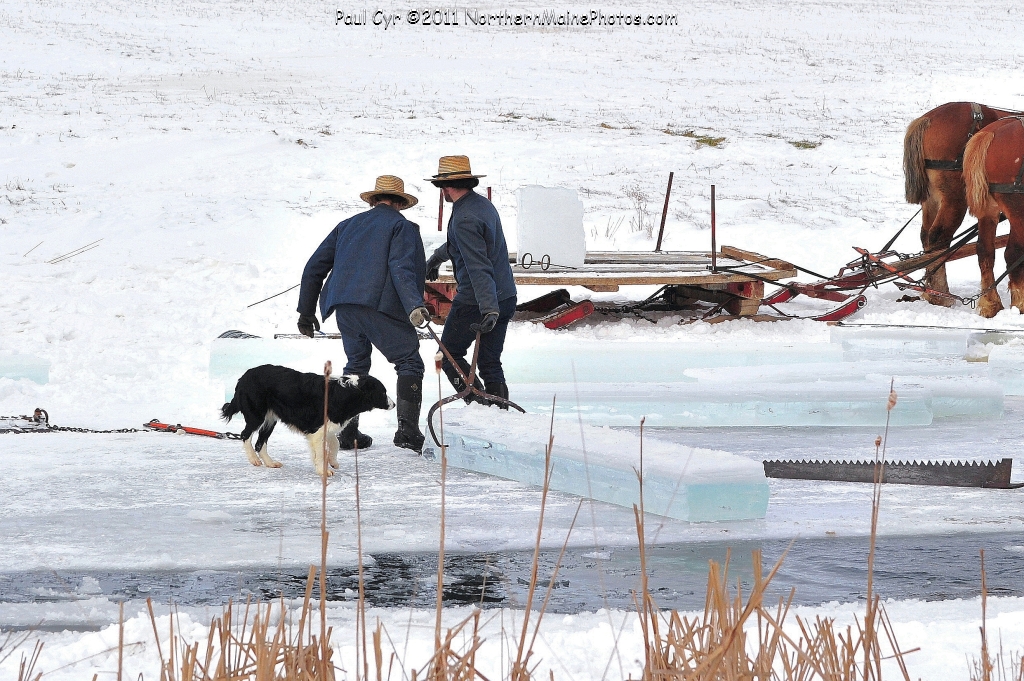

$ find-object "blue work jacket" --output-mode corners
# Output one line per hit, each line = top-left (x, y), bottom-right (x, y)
(430, 191), (516, 314)
(298, 205), (426, 322)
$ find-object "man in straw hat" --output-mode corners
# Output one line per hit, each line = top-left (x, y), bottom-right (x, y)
(424, 156), (517, 405)
(297, 175), (432, 453)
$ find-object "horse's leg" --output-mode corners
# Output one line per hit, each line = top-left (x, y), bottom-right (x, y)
(920, 172), (967, 306)
(999, 197), (1024, 313)
(976, 207), (1005, 317)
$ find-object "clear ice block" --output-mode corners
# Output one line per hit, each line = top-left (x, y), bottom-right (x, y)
(986, 343), (1024, 396)
(515, 186), (586, 268)
(831, 326), (971, 361)
(508, 381), (935, 426)
(423, 406), (769, 522)
(0, 353), (51, 384)
(502, 339), (843, 384)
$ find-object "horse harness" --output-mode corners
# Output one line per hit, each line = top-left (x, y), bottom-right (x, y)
(989, 116), (1024, 195)
(923, 102), (984, 172)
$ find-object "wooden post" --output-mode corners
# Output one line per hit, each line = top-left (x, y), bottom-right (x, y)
(711, 185), (717, 273)
(654, 172), (674, 252)
(437, 187), (444, 231)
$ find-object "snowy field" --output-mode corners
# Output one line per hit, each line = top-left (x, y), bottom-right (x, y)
(5, 0), (1024, 678)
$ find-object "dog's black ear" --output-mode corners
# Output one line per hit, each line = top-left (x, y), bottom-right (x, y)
(360, 376), (393, 410)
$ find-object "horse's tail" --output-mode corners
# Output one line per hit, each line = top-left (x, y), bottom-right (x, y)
(963, 130), (996, 218)
(903, 115), (931, 204)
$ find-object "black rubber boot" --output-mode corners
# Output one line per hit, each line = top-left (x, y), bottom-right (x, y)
(443, 358), (486, 404)
(338, 415), (372, 450)
(393, 375), (426, 454)
(485, 382), (510, 410)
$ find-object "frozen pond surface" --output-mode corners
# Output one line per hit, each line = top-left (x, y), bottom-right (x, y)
(2, 532), (1023, 629)
(3, 399), (1024, 627)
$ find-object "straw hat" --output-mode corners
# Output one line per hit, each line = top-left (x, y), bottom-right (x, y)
(359, 175), (418, 209)
(426, 155), (486, 183)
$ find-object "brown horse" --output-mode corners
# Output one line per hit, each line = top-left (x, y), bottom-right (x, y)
(963, 117), (1024, 317)
(904, 102), (1020, 305)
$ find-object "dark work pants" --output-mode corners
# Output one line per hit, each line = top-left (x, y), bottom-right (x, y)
(439, 296), (517, 387)
(334, 304), (424, 378)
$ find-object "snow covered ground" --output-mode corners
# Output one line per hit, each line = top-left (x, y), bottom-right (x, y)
(5, 0), (1024, 678)
(4, 596), (1024, 681)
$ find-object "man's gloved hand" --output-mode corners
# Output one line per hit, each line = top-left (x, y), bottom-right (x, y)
(409, 306), (431, 328)
(425, 254), (444, 281)
(297, 313), (320, 338)
(470, 311), (499, 334)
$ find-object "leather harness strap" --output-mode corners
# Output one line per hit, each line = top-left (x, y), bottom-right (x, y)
(989, 117), (1024, 194)
(924, 102), (985, 172)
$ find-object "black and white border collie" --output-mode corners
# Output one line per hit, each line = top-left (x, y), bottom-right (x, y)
(221, 365), (394, 476)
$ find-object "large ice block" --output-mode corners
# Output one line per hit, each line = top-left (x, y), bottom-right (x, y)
(502, 338), (843, 384)
(209, 336), (437, 401)
(423, 405), (769, 522)
(0, 353), (50, 384)
(831, 327), (971, 361)
(925, 378), (1004, 418)
(515, 186), (586, 268)
(681, 362), (1003, 420)
(210, 338), (329, 399)
(684, 359), (986, 385)
(986, 343), (1024, 396)
(508, 381), (935, 426)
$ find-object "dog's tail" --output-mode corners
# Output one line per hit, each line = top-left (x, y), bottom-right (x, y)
(220, 397), (240, 422)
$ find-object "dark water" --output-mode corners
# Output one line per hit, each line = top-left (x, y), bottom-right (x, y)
(3, 532), (1022, 629)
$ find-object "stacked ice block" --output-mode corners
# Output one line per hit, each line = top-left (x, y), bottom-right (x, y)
(0, 353), (51, 384)
(498, 328), (1005, 426)
(209, 325), (1011, 426)
(423, 405), (770, 522)
(515, 186), (586, 268)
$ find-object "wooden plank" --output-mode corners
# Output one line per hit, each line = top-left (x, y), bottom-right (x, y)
(437, 248), (797, 287)
(725, 296), (763, 316)
(436, 269), (793, 286)
(895, 233), (1010, 273)
(584, 251), (719, 265)
(719, 245), (795, 271)
(706, 314), (788, 324)
(509, 250), (725, 265)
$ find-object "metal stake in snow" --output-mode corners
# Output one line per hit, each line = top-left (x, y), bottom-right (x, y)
(320, 360), (332, 681)
(655, 172), (673, 252)
(437, 187), (444, 231)
(711, 184), (717, 274)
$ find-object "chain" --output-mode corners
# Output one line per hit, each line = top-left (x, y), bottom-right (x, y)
(49, 425), (145, 434)
(1, 409), (241, 439)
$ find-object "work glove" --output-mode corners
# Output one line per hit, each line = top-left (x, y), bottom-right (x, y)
(409, 306), (431, 328)
(297, 313), (320, 338)
(471, 311), (499, 334)
(425, 254), (444, 281)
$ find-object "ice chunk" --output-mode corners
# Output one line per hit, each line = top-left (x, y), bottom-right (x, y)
(210, 338), (329, 399)
(423, 406), (768, 522)
(209, 337), (437, 402)
(924, 378), (1003, 418)
(684, 359), (987, 385)
(986, 343), (1024, 396)
(0, 353), (50, 384)
(681, 362), (1003, 420)
(965, 332), (1024, 395)
(508, 381), (935, 426)
(502, 339), (842, 384)
(831, 326), (970, 361)
(515, 186), (586, 268)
